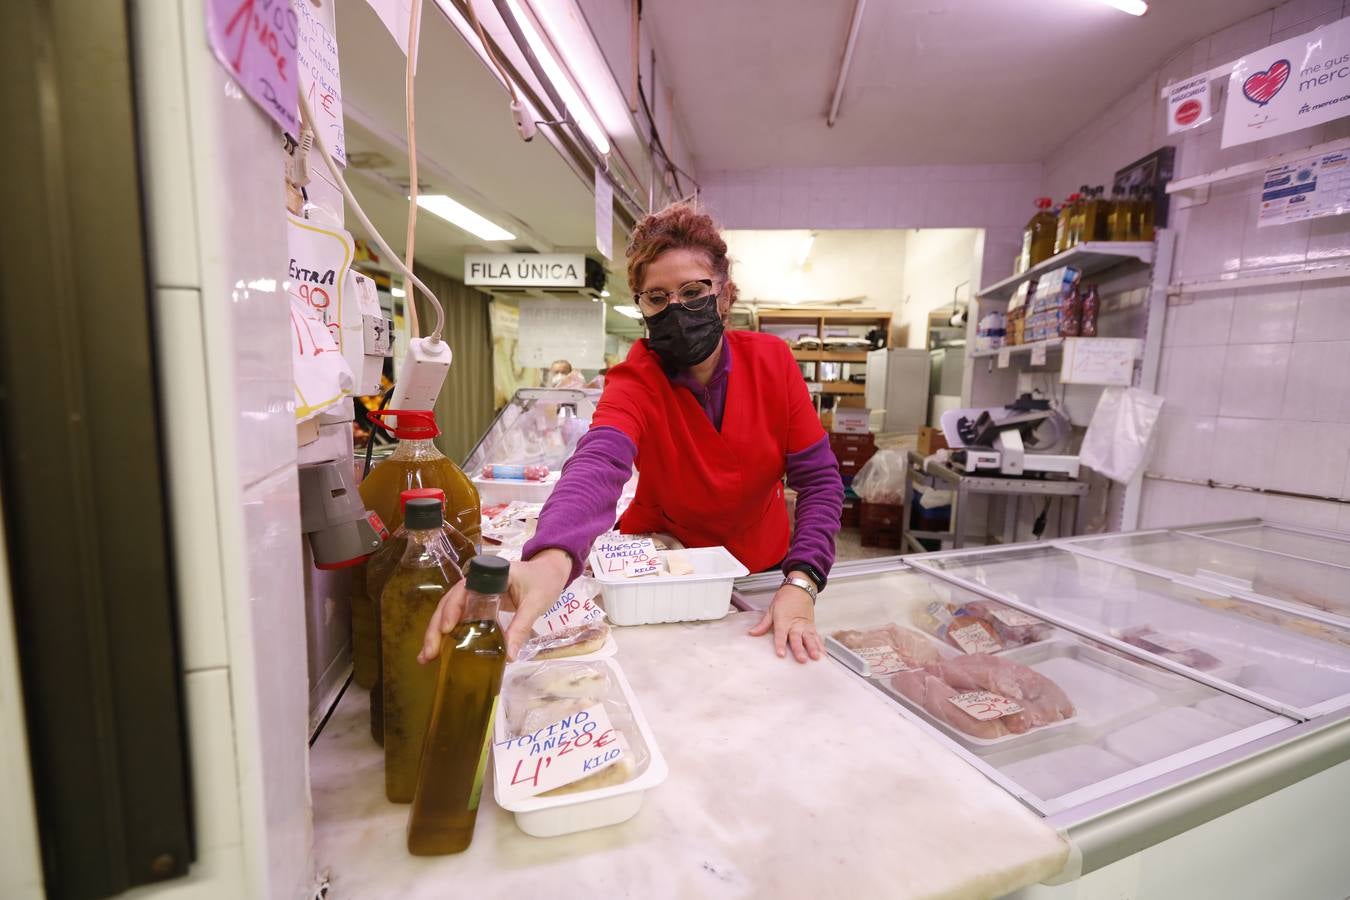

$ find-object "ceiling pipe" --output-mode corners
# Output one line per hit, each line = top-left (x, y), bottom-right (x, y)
(826, 0), (867, 128)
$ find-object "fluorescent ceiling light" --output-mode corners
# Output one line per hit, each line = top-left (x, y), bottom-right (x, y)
(797, 233), (815, 267)
(1097, 0), (1147, 15)
(391, 286), (406, 297)
(503, 0), (611, 154)
(415, 194), (516, 241)
(614, 305), (643, 319)
(524, 0), (632, 145)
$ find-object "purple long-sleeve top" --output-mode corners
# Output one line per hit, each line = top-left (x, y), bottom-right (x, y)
(523, 339), (843, 587)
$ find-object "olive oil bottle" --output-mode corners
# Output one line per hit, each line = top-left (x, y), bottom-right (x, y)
(368, 488), (470, 746)
(382, 496), (463, 803)
(407, 556), (509, 856)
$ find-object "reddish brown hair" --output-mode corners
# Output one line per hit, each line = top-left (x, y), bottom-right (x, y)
(626, 201), (738, 315)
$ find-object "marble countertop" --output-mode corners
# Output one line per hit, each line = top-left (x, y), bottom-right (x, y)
(312, 612), (1068, 899)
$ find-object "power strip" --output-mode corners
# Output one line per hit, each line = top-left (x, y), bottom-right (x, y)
(390, 336), (453, 413)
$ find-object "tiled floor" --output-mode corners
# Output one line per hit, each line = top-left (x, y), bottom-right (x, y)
(834, 526), (901, 562)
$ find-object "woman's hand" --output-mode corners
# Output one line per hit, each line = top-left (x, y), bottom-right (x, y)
(747, 577), (822, 663)
(418, 549), (572, 664)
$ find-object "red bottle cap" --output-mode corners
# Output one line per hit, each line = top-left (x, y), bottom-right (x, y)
(1067, 192), (1083, 201)
(1036, 197), (1053, 209)
(368, 409), (440, 440)
(400, 487), (445, 511)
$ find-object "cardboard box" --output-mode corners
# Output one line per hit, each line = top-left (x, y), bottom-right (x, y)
(917, 425), (949, 456)
(832, 407), (871, 434)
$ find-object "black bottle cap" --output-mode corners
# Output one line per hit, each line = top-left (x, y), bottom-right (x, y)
(466, 556), (511, 594)
(404, 496), (443, 530)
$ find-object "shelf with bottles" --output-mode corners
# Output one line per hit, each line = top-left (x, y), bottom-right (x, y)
(791, 348), (870, 363)
(979, 241), (1155, 302)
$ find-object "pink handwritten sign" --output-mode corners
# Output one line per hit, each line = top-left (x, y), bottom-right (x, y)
(207, 0), (300, 134)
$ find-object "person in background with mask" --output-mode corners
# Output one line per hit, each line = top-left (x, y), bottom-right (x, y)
(547, 359), (585, 388)
(422, 202), (843, 665)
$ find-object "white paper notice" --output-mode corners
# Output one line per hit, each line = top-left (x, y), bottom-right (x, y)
(286, 213), (356, 420)
(948, 623), (1001, 655)
(1165, 74), (1213, 134)
(592, 535), (657, 577)
(1060, 337), (1141, 387)
(1030, 342), (1048, 366)
(997, 347), (1011, 368)
(292, 0), (345, 164)
(1258, 151), (1350, 227)
(206, 0), (300, 134)
(948, 691), (1024, 721)
(533, 581), (606, 636)
(595, 166), (614, 260)
(495, 703), (627, 802)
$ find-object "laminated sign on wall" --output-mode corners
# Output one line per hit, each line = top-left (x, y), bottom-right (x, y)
(1222, 17), (1350, 148)
(1165, 75), (1212, 134)
(206, 0), (300, 134)
(1258, 151), (1350, 227)
(517, 299), (606, 369)
(286, 213), (357, 420)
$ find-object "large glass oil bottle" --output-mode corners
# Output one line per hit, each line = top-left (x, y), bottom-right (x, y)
(1053, 192), (1081, 255)
(367, 488), (471, 746)
(351, 410), (480, 690)
(406, 556), (509, 855)
(381, 495), (464, 803)
(1020, 197), (1057, 270)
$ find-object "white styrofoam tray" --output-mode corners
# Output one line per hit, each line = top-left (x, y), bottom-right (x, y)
(473, 470), (561, 505)
(588, 546), (748, 626)
(492, 658), (668, 837)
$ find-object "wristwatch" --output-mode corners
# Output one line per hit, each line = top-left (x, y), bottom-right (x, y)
(781, 574), (819, 604)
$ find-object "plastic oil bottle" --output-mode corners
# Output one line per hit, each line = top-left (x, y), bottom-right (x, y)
(350, 410), (480, 690)
(406, 555), (509, 855)
(1020, 197), (1058, 269)
(1107, 186), (1131, 241)
(1081, 186), (1110, 243)
(367, 488), (471, 746)
(1134, 186), (1156, 242)
(382, 495), (464, 803)
(1054, 192), (1081, 255)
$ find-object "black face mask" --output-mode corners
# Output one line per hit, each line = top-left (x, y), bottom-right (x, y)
(643, 299), (724, 370)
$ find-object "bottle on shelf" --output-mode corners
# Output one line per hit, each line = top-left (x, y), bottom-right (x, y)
(1081, 186), (1110, 243)
(1135, 187), (1155, 242)
(1107, 186), (1131, 242)
(367, 487), (471, 746)
(1020, 197), (1058, 270)
(406, 555), (510, 856)
(1080, 284), (1101, 337)
(351, 409), (480, 690)
(381, 495), (465, 803)
(1054, 193), (1082, 255)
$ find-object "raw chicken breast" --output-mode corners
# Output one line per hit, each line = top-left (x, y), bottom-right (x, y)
(833, 624), (942, 670)
(891, 654), (1075, 740)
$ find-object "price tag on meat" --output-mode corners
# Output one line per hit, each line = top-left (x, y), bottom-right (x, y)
(594, 535), (657, 576)
(856, 646), (910, 676)
(495, 703), (627, 802)
(534, 581), (605, 635)
(948, 622), (1001, 655)
(948, 691), (1024, 721)
(987, 607), (1041, 628)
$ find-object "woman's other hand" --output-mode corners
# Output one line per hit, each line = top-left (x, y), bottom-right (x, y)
(418, 549), (573, 664)
(748, 578), (822, 663)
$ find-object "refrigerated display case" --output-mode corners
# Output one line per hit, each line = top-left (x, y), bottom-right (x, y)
(732, 536), (1350, 886)
(1057, 521), (1350, 631)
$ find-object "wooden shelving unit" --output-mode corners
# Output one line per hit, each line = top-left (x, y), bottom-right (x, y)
(754, 306), (891, 416)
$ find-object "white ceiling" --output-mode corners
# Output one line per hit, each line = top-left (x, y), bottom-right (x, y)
(642, 0), (1277, 169)
(332, 0), (638, 331)
(725, 228), (909, 306)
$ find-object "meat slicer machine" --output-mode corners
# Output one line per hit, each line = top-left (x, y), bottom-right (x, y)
(939, 396), (1080, 479)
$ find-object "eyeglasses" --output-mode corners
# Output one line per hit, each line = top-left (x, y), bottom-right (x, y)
(633, 279), (715, 315)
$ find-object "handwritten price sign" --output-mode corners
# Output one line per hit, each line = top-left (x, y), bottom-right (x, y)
(495, 703), (627, 802)
(533, 581), (606, 636)
(593, 535), (657, 577)
(948, 690), (1023, 721)
(855, 645), (910, 677)
(207, 0), (299, 133)
(623, 555), (661, 578)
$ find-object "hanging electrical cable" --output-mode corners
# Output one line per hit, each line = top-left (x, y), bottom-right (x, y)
(404, 0), (425, 339)
(297, 87), (447, 344)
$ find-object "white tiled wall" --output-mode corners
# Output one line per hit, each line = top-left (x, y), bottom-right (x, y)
(1040, 0), (1350, 532)
(130, 0), (313, 897)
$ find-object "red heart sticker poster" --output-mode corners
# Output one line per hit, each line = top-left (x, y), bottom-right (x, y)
(1242, 59), (1291, 106)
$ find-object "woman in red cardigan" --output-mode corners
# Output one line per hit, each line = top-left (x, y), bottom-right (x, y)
(422, 204), (844, 664)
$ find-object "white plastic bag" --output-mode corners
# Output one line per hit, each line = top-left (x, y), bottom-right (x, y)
(1080, 387), (1165, 483)
(852, 449), (908, 505)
